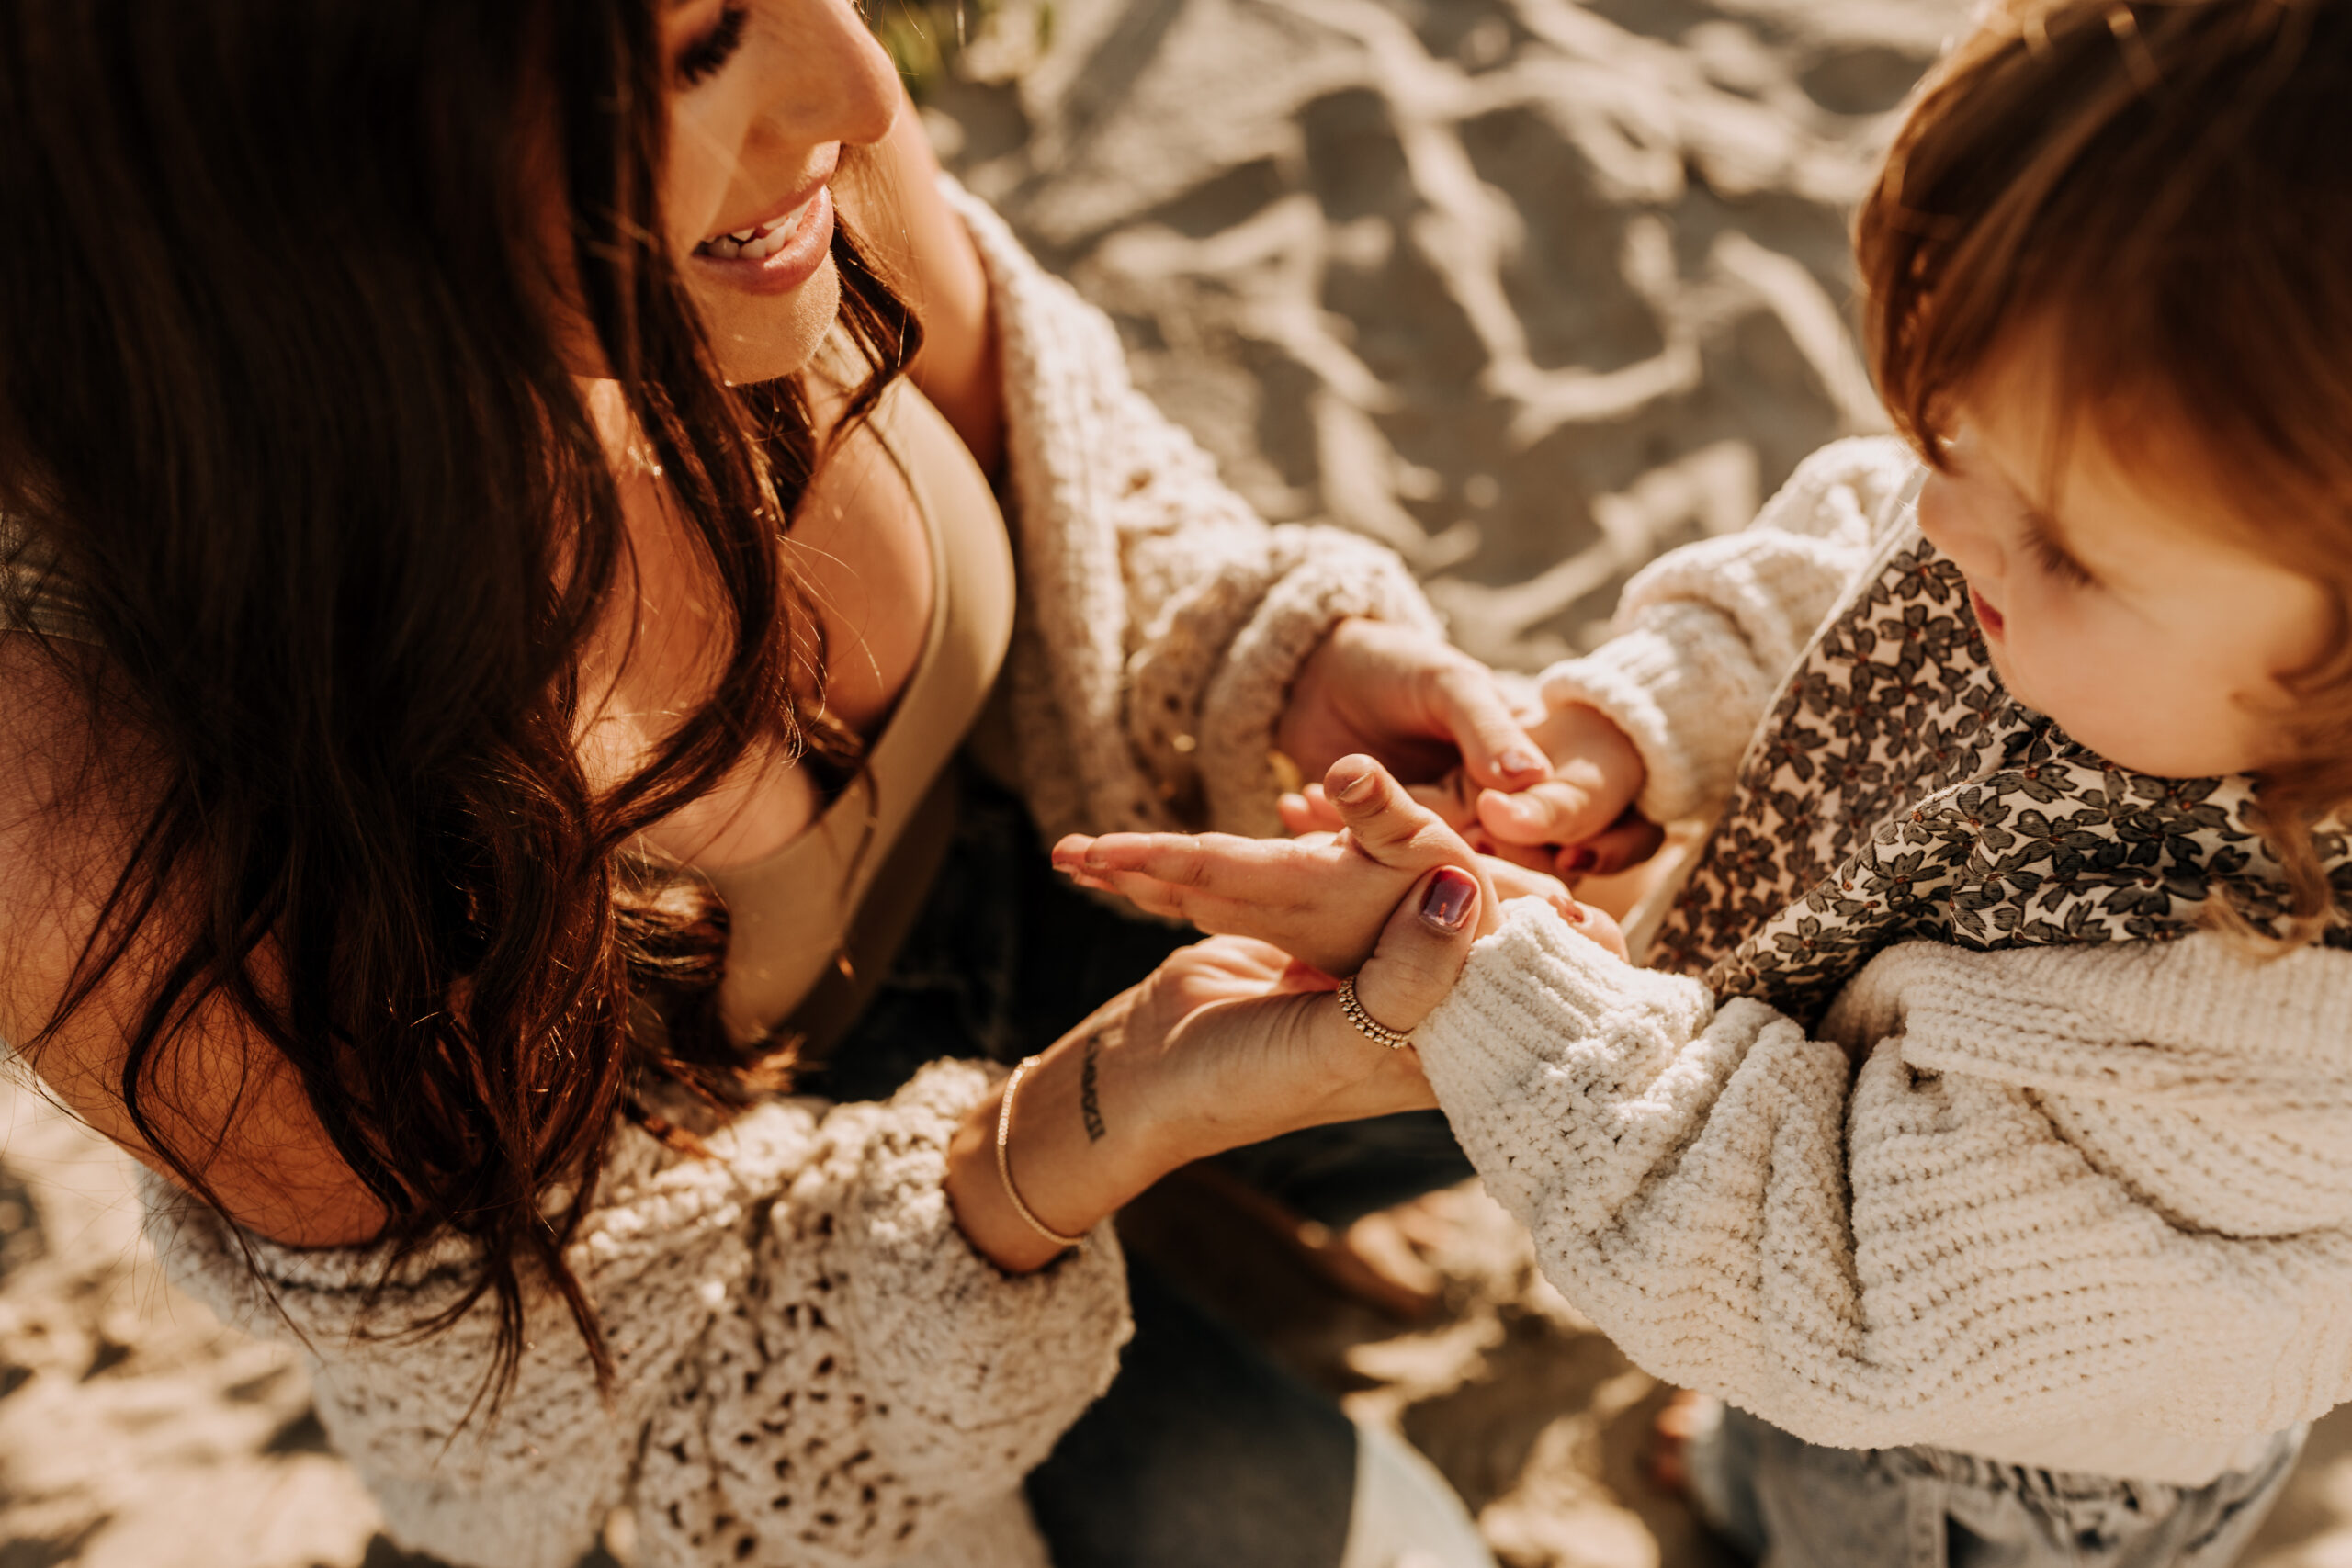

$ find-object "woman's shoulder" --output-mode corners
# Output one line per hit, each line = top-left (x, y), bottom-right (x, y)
(0, 632), (386, 1246)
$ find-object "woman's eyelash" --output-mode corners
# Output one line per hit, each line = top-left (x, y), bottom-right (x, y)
(678, 3), (750, 86)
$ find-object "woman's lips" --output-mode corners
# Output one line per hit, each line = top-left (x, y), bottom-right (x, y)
(689, 185), (834, 296)
(1970, 586), (2007, 638)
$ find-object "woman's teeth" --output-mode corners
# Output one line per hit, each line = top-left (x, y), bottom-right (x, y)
(697, 200), (808, 262)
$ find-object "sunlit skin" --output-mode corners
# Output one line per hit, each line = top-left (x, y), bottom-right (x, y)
(582, 0), (927, 872)
(0, 0), (1557, 1262)
(662, 0), (897, 386)
(1916, 340), (2333, 779)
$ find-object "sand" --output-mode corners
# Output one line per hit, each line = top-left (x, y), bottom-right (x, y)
(5, 1), (2348, 1564)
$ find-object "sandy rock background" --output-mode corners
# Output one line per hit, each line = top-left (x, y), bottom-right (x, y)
(4, 1), (2349, 1564)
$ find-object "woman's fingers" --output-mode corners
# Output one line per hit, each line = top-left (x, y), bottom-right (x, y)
(1346, 866), (1483, 1036)
(1064, 863), (1263, 932)
(1422, 661), (1550, 792)
(1055, 829), (1307, 900)
(1322, 755), (1458, 862)
(1281, 776), (1474, 837)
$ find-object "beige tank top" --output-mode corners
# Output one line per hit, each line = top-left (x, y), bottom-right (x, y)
(0, 379), (1018, 1055)
(698, 383), (1015, 1048)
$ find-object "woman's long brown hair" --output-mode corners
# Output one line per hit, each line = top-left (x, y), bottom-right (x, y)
(0, 0), (912, 1401)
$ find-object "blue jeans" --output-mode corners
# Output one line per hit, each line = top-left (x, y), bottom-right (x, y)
(1690, 1405), (2305, 1568)
(813, 769), (1475, 1568)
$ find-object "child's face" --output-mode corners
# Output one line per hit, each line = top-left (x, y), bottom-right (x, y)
(1916, 344), (2334, 778)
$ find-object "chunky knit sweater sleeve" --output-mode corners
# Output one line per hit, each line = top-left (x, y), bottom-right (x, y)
(944, 181), (1447, 841)
(1538, 437), (1920, 825)
(143, 1061), (1129, 1568)
(1416, 902), (2352, 1473)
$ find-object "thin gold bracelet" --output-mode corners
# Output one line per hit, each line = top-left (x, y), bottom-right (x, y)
(995, 1055), (1086, 1250)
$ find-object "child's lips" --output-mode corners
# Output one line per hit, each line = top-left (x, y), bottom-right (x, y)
(1970, 586), (2007, 638)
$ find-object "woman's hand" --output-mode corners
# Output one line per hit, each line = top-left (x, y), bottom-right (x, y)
(1055, 753), (1614, 975)
(944, 867), (1493, 1274)
(1277, 618), (1551, 798)
(1283, 697), (1664, 885)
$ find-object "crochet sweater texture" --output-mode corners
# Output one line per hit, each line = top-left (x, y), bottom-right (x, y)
(142, 179), (1442, 1568)
(1419, 439), (2352, 1485)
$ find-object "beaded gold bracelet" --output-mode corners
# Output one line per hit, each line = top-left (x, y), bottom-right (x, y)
(995, 1055), (1086, 1249)
(1336, 975), (1413, 1051)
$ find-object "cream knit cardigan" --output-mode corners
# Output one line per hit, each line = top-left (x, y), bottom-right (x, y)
(1417, 441), (2352, 1485)
(141, 180), (1442, 1568)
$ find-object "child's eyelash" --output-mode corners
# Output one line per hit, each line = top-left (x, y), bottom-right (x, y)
(678, 3), (750, 86)
(2022, 523), (2095, 588)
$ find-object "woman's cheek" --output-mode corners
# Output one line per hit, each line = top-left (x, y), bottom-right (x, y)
(663, 99), (749, 255)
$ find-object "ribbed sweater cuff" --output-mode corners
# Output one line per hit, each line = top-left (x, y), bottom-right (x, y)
(1539, 604), (1760, 826)
(1416, 897), (1714, 1218)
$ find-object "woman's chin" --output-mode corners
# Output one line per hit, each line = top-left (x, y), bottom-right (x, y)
(703, 256), (842, 387)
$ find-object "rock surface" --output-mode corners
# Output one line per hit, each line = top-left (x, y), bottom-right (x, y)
(6, 2), (2349, 1565)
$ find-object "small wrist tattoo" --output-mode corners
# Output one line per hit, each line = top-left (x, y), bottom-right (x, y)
(1080, 1030), (1109, 1142)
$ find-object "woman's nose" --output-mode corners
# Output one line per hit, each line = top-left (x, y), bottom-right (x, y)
(753, 0), (901, 152)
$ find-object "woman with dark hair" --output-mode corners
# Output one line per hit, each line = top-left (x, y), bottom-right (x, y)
(0, 2), (1589, 1564)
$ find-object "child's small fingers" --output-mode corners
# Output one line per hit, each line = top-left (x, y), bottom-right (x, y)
(1406, 771), (1481, 829)
(1476, 836), (1563, 876)
(1050, 834), (1099, 870)
(1482, 856), (1588, 928)
(1481, 856), (1573, 908)
(1277, 790), (1338, 835)
(1555, 809), (1667, 879)
(1476, 779), (1613, 848)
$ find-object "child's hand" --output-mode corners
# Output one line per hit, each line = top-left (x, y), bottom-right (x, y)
(1281, 700), (1659, 882)
(1054, 754), (1624, 976)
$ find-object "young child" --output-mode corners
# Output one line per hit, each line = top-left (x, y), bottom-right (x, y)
(1055, 2), (2352, 1562)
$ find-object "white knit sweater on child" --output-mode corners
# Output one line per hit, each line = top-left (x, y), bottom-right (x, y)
(1416, 439), (2352, 1487)
(140, 180), (1443, 1568)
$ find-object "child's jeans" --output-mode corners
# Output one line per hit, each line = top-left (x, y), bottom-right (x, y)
(1689, 1404), (2304, 1568)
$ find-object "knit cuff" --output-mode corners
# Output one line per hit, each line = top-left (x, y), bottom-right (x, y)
(1415, 896), (1716, 1220)
(1196, 525), (1445, 838)
(1538, 599), (1771, 825)
(831, 1062), (1133, 1488)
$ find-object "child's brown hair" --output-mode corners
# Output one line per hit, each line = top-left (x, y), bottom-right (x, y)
(1856, 0), (2352, 939)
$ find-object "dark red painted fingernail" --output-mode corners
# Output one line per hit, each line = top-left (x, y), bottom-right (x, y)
(1562, 847), (1597, 874)
(1420, 867), (1477, 933)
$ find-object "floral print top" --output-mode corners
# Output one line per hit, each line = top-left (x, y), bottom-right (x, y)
(1653, 515), (2352, 1027)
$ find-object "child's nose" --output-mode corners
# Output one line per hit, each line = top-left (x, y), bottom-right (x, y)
(1916, 471), (2005, 582)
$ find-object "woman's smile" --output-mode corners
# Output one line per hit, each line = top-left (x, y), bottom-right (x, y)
(690, 174), (836, 295)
